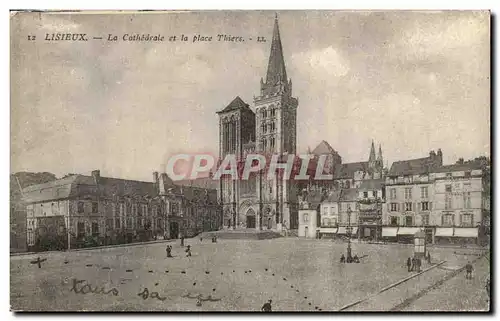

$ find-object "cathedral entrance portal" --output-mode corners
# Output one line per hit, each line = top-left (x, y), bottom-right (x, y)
(246, 208), (256, 229)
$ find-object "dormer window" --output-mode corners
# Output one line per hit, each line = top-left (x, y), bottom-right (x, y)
(446, 173), (452, 178)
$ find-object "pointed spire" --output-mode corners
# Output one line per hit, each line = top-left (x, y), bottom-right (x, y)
(369, 140), (376, 163)
(264, 14), (288, 90)
(378, 144), (383, 161)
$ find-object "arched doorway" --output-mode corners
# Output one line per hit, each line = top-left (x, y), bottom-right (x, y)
(246, 208), (256, 229)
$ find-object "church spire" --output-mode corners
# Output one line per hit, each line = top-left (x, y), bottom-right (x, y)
(264, 14), (288, 92)
(378, 144), (383, 162)
(369, 140), (376, 163)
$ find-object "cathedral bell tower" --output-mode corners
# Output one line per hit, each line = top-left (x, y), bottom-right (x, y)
(254, 15), (299, 230)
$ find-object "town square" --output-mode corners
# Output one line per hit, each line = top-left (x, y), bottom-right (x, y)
(10, 10), (490, 312)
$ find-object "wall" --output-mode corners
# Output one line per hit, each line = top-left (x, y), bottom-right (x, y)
(298, 209), (317, 238)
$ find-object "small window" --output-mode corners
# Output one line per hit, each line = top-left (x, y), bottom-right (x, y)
(421, 202), (429, 211)
(445, 185), (452, 193)
(92, 222), (99, 236)
(391, 203), (398, 211)
(404, 188), (412, 200)
(115, 218), (121, 229)
(78, 202), (84, 213)
(405, 202), (413, 212)
(303, 213), (309, 223)
(363, 192), (368, 198)
(77, 222), (85, 238)
(390, 216), (398, 226)
(446, 173), (452, 178)
(373, 191), (378, 198)
(92, 202), (98, 213)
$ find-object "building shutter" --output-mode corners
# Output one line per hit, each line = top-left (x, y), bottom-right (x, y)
(429, 202), (432, 210)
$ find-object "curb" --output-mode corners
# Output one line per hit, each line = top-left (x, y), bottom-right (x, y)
(338, 260), (446, 311)
(10, 239), (175, 257)
(390, 253), (488, 311)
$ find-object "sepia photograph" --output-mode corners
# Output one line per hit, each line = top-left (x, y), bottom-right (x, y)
(9, 10), (491, 312)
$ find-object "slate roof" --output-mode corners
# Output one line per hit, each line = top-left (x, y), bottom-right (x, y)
(217, 96), (253, 114)
(339, 188), (359, 202)
(431, 162), (485, 173)
(312, 140), (338, 156)
(175, 177), (219, 191)
(21, 172), (216, 204)
(304, 190), (325, 208)
(333, 162), (368, 179)
(389, 157), (435, 176)
(324, 190), (341, 203)
(359, 179), (384, 191)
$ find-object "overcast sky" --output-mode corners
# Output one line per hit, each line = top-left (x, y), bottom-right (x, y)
(11, 11), (490, 182)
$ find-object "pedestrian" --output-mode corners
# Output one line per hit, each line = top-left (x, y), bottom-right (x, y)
(180, 235), (185, 247)
(340, 254), (346, 263)
(416, 258), (421, 272)
(353, 255), (360, 263)
(200, 236), (203, 242)
(214, 235), (218, 243)
(427, 251), (431, 264)
(261, 299), (272, 312)
(166, 245), (173, 258)
(407, 257), (412, 272)
(411, 257), (416, 272)
(185, 245), (192, 257)
(465, 261), (473, 279)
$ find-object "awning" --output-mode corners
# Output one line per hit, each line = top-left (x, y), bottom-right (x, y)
(382, 227), (398, 237)
(397, 227), (422, 235)
(453, 228), (478, 238)
(319, 227), (337, 234)
(337, 227), (357, 235)
(435, 228), (454, 237)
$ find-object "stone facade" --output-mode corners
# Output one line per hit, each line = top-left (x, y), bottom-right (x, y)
(23, 170), (220, 250)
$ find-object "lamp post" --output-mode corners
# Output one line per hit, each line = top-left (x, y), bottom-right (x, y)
(346, 206), (352, 261)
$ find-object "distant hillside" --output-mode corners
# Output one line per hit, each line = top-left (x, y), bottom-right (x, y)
(10, 172), (57, 202)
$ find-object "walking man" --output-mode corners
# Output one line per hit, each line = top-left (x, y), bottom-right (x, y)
(465, 261), (473, 279)
(261, 299), (272, 312)
(185, 245), (192, 257)
(166, 245), (173, 258)
(180, 235), (185, 247)
(407, 257), (412, 272)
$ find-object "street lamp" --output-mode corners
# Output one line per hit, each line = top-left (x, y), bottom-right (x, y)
(346, 206), (352, 262)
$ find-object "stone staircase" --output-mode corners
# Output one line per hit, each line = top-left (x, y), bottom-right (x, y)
(199, 229), (282, 240)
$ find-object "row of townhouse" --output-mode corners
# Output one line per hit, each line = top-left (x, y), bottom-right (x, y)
(22, 170), (221, 251)
(298, 149), (490, 245)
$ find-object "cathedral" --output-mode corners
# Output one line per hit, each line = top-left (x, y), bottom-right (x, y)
(217, 16), (299, 231)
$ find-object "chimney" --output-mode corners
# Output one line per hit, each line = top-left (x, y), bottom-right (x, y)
(91, 170), (100, 185)
(159, 173), (166, 195)
(437, 149), (443, 166)
(153, 171), (159, 183)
